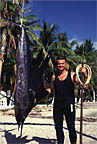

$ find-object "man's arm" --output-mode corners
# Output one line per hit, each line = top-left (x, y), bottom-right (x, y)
(71, 72), (79, 84)
(46, 74), (55, 93)
(71, 67), (88, 85)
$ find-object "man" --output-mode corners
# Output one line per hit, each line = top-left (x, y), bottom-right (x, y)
(47, 56), (87, 144)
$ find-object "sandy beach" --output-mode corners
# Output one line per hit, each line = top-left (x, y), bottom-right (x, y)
(0, 103), (97, 144)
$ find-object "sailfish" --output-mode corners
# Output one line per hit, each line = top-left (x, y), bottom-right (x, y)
(15, 27), (49, 136)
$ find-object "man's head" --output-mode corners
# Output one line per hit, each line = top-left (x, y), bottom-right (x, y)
(56, 56), (67, 72)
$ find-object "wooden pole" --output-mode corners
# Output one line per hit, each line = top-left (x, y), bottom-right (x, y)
(80, 87), (84, 144)
(80, 71), (85, 144)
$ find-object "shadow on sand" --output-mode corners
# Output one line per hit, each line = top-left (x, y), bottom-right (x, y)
(4, 130), (56, 144)
(0, 122), (97, 143)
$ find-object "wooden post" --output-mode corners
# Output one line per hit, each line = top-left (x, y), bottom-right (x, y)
(80, 87), (84, 144)
(80, 71), (85, 144)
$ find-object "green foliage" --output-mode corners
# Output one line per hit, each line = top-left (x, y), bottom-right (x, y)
(26, 30), (39, 41)
(0, 0), (97, 102)
(0, 0), (4, 11)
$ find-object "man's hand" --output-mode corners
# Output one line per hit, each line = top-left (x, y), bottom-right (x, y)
(46, 88), (51, 93)
(81, 67), (87, 77)
(34, 98), (37, 103)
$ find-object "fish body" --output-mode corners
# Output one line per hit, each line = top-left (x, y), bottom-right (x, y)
(15, 27), (34, 135)
(15, 27), (49, 136)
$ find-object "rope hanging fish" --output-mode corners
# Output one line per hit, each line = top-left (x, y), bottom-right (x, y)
(15, 0), (34, 136)
(15, 0), (50, 136)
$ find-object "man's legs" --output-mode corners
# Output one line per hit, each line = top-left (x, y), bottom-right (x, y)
(65, 104), (77, 144)
(53, 105), (64, 144)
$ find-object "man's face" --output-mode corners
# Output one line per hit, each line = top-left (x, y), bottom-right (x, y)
(57, 59), (66, 71)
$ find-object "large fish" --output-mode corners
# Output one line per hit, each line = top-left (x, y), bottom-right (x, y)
(15, 27), (49, 136)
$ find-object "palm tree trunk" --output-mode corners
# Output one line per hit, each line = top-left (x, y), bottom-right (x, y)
(0, 28), (7, 85)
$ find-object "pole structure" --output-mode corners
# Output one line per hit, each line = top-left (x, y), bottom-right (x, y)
(80, 80), (84, 144)
(76, 62), (92, 144)
(80, 63), (85, 144)
(80, 47), (85, 144)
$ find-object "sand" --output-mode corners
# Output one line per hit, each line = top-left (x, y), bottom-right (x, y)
(0, 104), (97, 144)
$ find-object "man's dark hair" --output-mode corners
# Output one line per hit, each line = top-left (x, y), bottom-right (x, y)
(56, 55), (66, 61)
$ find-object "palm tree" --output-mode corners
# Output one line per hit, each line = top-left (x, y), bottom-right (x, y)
(40, 20), (57, 50)
(0, 0), (41, 92)
(0, 1), (20, 86)
(32, 21), (57, 73)
(0, 28), (7, 84)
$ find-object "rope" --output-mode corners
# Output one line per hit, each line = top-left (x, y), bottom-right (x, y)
(20, 0), (25, 27)
(76, 64), (92, 87)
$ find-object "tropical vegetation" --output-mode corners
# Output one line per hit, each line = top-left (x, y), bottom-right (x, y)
(0, 0), (97, 103)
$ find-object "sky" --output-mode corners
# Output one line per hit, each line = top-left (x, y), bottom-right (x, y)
(25, 0), (97, 48)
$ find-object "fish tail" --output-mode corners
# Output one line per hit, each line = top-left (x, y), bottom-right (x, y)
(20, 122), (23, 137)
(18, 123), (20, 131)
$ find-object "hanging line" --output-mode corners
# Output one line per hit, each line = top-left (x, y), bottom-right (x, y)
(20, 0), (25, 27)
